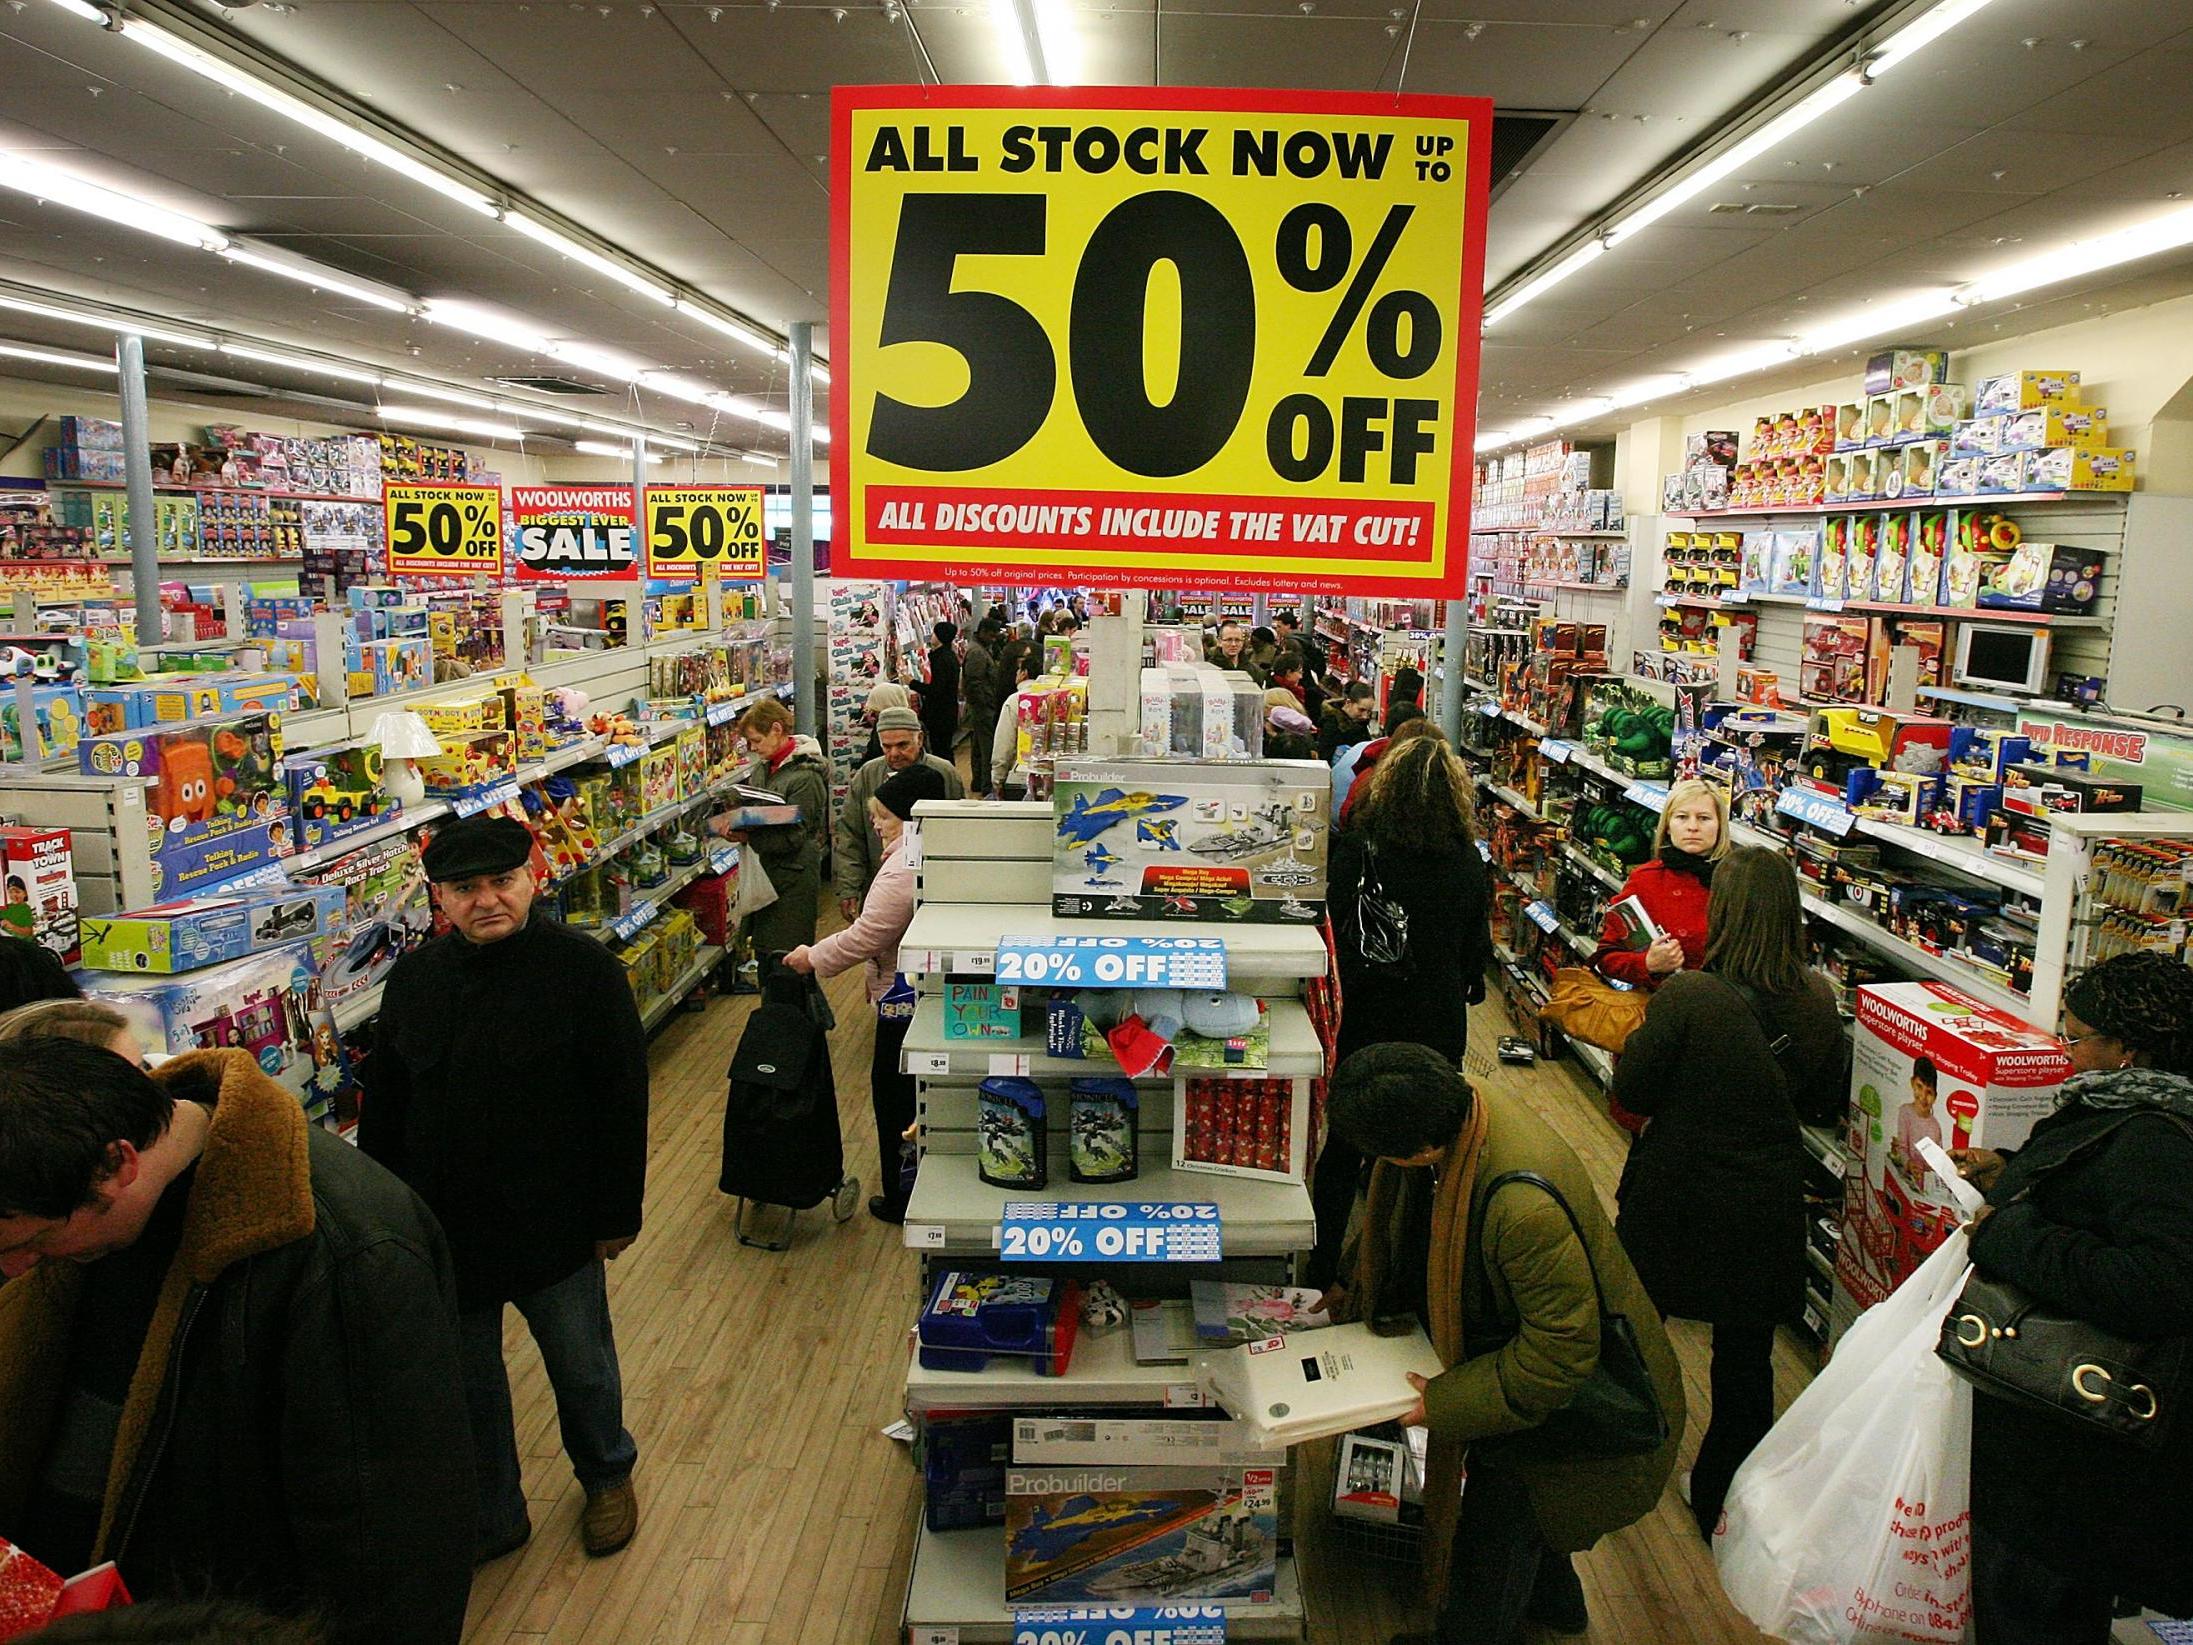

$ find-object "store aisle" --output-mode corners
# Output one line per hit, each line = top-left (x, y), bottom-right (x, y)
(460, 935), (1811, 1645)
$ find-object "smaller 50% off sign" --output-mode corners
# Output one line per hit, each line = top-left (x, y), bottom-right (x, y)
(385, 483), (504, 577)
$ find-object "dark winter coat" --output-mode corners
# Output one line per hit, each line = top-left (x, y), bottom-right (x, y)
(362, 908), (650, 1310)
(923, 642), (961, 753)
(1328, 828), (1492, 1066)
(0, 1051), (474, 1645)
(736, 733), (832, 952)
(1317, 702), (1373, 764)
(1610, 969), (1847, 1324)
(1968, 1093), (2193, 1612)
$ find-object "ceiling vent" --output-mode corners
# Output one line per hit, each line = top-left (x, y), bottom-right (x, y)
(488, 374), (604, 395)
(1709, 201), (1806, 216)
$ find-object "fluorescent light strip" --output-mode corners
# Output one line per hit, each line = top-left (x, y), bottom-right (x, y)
(1605, 76), (1864, 246)
(41, 0), (107, 21)
(675, 302), (776, 355)
(0, 151), (230, 251)
(216, 343), (383, 386)
(503, 211), (675, 307)
(0, 340), (117, 373)
(989, 0), (1038, 84)
(1956, 203), (2193, 305)
(218, 244), (417, 314)
(120, 21), (498, 216)
(574, 440), (664, 465)
(0, 293), (215, 350)
(378, 406), (529, 442)
(1484, 243), (1604, 329)
(399, 381), (508, 414)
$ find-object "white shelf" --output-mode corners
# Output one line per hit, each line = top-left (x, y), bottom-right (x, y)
(899, 903), (1330, 982)
(1559, 841), (1626, 892)
(1847, 815), (2046, 898)
(640, 943), (724, 1030)
(904, 1155), (1315, 1256)
(1797, 891), (2031, 1018)
(905, 1525), (1303, 1643)
(904, 995), (1325, 1080)
(904, 1325), (1200, 1412)
(1570, 1037), (1615, 1086)
(1483, 780), (1539, 819)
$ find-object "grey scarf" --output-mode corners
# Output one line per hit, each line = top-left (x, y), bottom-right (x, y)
(2059, 1066), (2193, 1120)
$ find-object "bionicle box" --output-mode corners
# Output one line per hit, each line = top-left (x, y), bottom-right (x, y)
(1833, 980), (2068, 1313)
(82, 939), (351, 1117)
(292, 832), (431, 1004)
(78, 883), (344, 975)
(1004, 1467), (1278, 1605)
(1050, 759), (1328, 924)
(79, 712), (286, 898)
(0, 826), (79, 963)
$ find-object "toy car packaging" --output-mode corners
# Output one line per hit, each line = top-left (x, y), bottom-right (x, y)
(1003, 1467), (1278, 1605)
(82, 938), (351, 1118)
(78, 883), (345, 975)
(917, 1270), (1079, 1375)
(80, 711), (286, 898)
(0, 825), (79, 963)
(290, 832), (431, 1004)
(1050, 759), (1328, 924)
(1833, 981), (2068, 1318)
(283, 739), (396, 853)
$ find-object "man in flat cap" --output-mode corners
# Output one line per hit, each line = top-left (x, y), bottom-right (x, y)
(359, 815), (650, 1565)
(833, 705), (963, 919)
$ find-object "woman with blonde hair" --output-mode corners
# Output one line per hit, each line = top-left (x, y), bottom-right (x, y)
(1590, 775), (1729, 990)
(0, 997), (149, 1064)
(1309, 733), (1492, 1286)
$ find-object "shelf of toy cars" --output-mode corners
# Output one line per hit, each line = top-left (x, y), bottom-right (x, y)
(1789, 884), (2029, 1018)
(1732, 799), (2045, 899)
(901, 1157), (1314, 1258)
(903, 1323), (1214, 1413)
(640, 943), (724, 1032)
(1662, 490), (2105, 521)
(897, 903), (1330, 986)
(904, 1524), (1304, 1644)
(901, 995), (1324, 1081)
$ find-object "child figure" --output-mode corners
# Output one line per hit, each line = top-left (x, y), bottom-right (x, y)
(1890, 1055), (1945, 1188)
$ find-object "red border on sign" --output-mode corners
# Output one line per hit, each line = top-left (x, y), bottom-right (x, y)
(829, 83), (1492, 598)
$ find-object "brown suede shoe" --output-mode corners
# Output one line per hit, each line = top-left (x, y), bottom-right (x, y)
(581, 1480), (637, 1557)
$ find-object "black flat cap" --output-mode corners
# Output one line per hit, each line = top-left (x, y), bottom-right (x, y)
(421, 815), (535, 883)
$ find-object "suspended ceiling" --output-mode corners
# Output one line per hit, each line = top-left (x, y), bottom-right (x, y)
(0, 0), (2190, 453)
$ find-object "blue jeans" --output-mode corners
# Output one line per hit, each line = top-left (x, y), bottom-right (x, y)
(459, 1260), (638, 1544)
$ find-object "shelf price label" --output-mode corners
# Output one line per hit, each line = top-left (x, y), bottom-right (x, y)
(997, 1201), (1222, 1262)
(449, 778), (520, 819)
(833, 88), (1492, 598)
(643, 485), (765, 582)
(385, 483), (504, 578)
(1777, 785), (1857, 837)
(995, 935), (1227, 989)
(707, 844), (741, 877)
(1538, 738), (1573, 763)
(1012, 1607), (1227, 1645)
(1524, 900), (1561, 934)
(608, 900), (661, 942)
(1622, 782), (1668, 813)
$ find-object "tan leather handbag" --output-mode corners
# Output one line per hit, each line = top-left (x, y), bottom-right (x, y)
(1541, 967), (1648, 1053)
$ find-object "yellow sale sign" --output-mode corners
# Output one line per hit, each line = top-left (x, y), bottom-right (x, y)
(384, 483), (503, 578)
(643, 486), (765, 582)
(831, 87), (1490, 597)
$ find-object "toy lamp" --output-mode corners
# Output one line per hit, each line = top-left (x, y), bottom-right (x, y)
(370, 710), (441, 810)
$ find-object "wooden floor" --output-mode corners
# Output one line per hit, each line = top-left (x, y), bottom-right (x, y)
(461, 918), (1815, 1645)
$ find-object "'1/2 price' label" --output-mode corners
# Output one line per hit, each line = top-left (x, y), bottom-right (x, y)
(834, 87), (1491, 599)
(385, 483), (504, 578)
(644, 485), (765, 582)
(998, 1202), (1222, 1263)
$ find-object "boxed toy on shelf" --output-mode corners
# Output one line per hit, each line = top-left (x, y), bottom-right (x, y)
(1050, 759), (1329, 923)
(79, 710), (287, 898)
(78, 883), (344, 975)
(282, 740), (394, 853)
(1174, 1075), (1308, 1183)
(1833, 981), (2068, 1315)
(0, 825), (80, 963)
(291, 832), (431, 1004)
(1138, 666), (1265, 760)
(1003, 1467), (1279, 1605)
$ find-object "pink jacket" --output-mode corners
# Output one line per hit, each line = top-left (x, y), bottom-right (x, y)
(808, 832), (915, 1003)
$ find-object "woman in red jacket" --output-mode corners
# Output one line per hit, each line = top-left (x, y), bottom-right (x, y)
(1593, 778), (1729, 1129)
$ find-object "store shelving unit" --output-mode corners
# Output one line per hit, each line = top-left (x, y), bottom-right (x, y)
(895, 799), (1320, 1643)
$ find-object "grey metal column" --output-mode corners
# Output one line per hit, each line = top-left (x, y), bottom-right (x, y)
(116, 334), (163, 642)
(1441, 595), (1467, 734)
(788, 321), (817, 739)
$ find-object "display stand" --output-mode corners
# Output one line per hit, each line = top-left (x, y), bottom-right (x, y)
(895, 799), (1320, 1644)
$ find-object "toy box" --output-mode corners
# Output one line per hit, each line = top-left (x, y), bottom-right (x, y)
(1921, 384), (1968, 435)
(919, 1270), (1080, 1375)
(79, 712), (286, 898)
(1976, 451), (2028, 495)
(1996, 405), (2108, 452)
(923, 1411), (1012, 1532)
(1050, 759), (1328, 924)
(944, 980), (1025, 1040)
(1973, 371), (2080, 416)
(1863, 393), (1897, 447)
(361, 636), (431, 696)
(2024, 445), (2136, 493)
(79, 883), (345, 975)
(1975, 542), (2110, 614)
(1012, 1415), (1286, 1470)
(1138, 667), (1264, 761)
(1865, 348), (1949, 395)
(292, 832), (431, 1003)
(418, 693), (506, 735)
(282, 739), (395, 852)
(1908, 512), (1950, 607)
(1873, 514), (1911, 605)
(2001, 762), (2142, 817)
(1174, 1074), (1309, 1183)
(417, 729), (515, 798)
(1898, 439), (1946, 499)
(1767, 529), (1818, 598)
(1833, 981), (2068, 1309)
(0, 826), (79, 962)
(82, 939), (352, 1117)
(0, 686), (85, 763)
(1003, 1466), (1278, 1605)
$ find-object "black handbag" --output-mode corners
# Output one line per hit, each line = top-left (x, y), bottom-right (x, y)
(1352, 840), (1412, 977)
(1936, 1111), (2193, 1451)
(1473, 1171), (1670, 1462)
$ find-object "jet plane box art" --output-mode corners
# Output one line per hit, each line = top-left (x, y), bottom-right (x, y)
(1004, 1466), (1279, 1605)
(1050, 760), (1329, 925)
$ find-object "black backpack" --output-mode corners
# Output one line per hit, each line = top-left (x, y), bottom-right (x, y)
(721, 962), (846, 1213)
